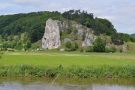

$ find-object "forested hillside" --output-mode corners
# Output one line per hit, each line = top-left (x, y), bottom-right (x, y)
(0, 10), (135, 45)
(0, 11), (61, 43)
(62, 10), (135, 45)
(131, 34), (135, 38)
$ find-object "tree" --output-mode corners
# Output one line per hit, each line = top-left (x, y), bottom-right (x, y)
(110, 46), (116, 53)
(65, 41), (72, 48)
(14, 36), (19, 42)
(82, 32), (86, 41)
(86, 46), (93, 52)
(23, 32), (29, 43)
(9, 35), (14, 41)
(18, 32), (21, 40)
(11, 42), (17, 48)
(4, 34), (8, 41)
(80, 48), (83, 53)
(74, 42), (78, 50)
(15, 41), (23, 50)
(26, 40), (31, 49)
(93, 37), (105, 52)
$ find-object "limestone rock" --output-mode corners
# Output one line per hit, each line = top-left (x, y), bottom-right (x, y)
(60, 49), (65, 51)
(42, 19), (61, 49)
(63, 38), (71, 44)
(82, 32), (97, 47)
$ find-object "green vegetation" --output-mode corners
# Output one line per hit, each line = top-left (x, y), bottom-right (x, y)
(62, 10), (135, 44)
(0, 52), (135, 78)
(93, 37), (105, 52)
(131, 33), (135, 38)
(65, 41), (79, 51)
(0, 9), (134, 47)
(0, 51), (135, 65)
(0, 11), (61, 43)
(0, 10), (135, 78)
(0, 64), (134, 78)
(110, 46), (117, 53)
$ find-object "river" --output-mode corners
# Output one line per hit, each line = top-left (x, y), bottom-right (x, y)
(0, 77), (135, 90)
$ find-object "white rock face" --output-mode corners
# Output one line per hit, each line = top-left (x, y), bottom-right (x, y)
(82, 32), (97, 47)
(42, 19), (61, 49)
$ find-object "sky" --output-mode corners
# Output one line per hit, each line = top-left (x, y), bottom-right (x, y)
(0, 0), (135, 34)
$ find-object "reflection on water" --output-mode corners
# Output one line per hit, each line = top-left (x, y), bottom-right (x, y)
(0, 77), (135, 90)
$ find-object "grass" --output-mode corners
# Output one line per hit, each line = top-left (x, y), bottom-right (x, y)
(126, 42), (135, 53)
(0, 51), (135, 78)
(0, 64), (135, 78)
(0, 51), (135, 66)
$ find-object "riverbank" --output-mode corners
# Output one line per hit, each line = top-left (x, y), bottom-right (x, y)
(0, 64), (135, 78)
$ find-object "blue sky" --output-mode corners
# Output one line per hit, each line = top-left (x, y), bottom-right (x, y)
(0, 0), (135, 34)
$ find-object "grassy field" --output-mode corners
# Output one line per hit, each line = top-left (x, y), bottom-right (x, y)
(0, 51), (135, 78)
(0, 51), (135, 66)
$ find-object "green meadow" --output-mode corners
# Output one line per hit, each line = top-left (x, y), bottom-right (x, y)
(0, 51), (135, 78)
(1, 51), (135, 66)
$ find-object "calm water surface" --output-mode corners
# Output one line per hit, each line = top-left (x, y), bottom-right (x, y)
(0, 77), (135, 90)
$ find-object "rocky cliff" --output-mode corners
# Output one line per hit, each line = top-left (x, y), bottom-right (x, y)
(43, 19), (115, 50)
(42, 18), (98, 49)
(42, 19), (61, 49)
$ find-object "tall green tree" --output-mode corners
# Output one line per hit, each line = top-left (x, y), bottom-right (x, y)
(93, 37), (105, 52)
(74, 42), (78, 50)
(26, 40), (31, 49)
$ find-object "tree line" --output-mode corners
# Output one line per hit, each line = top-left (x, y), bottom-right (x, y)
(62, 9), (135, 44)
(0, 10), (134, 45)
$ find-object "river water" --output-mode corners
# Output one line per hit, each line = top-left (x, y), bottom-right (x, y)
(0, 77), (135, 90)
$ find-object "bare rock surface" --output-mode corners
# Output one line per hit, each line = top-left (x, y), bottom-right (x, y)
(82, 32), (97, 47)
(42, 19), (61, 49)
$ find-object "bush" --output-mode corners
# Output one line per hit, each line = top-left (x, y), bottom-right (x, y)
(110, 46), (116, 53)
(65, 41), (72, 48)
(127, 45), (129, 50)
(1, 48), (7, 51)
(105, 48), (110, 53)
(26, 40), (31, 49)
(120, 48), (123, 53)
(11, 42), (17, 48)
(93, 37), (105, 52)
(15, 41), (23, 50)
(74, 42), (78, 50)
(82, 32), (85, 41)
(2, 43), (8, 48)
(86, 46), (93, 52)
(80, 48), (83, 53)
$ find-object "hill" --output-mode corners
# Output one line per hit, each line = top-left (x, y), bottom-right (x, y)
(0, 10), (135, 52)
(0, 11), (61, 43)
(131, 33), (135, 38)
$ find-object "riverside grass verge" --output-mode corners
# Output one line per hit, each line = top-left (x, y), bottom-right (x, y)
(0, 64), (135, 78)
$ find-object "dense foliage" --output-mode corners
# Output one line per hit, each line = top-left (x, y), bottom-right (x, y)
(0, 11), (61, 43)
(93, 37), (105, 52)
(0, 64), (135, 78)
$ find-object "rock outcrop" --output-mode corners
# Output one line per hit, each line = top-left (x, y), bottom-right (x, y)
(82, 31), (97, 47)
(42, 19), (61, 49)
(42, 18), (97, 49)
